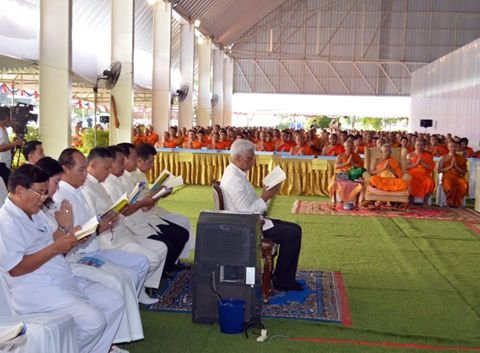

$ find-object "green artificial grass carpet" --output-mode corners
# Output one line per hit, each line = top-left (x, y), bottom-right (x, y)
(120, 185), (480, 353)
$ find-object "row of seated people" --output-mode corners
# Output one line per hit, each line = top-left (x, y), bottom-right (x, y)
(0, 142), (194, 353)
(153, 125), (480, 158)
(330, 139), (469, 209)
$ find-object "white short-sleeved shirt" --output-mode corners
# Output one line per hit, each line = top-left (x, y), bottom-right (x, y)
(53, 181), (100, 254)
(0, 198), (84, 313)
(0, 126), (11, 166)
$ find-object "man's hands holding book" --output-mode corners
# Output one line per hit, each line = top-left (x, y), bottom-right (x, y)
(98, 211), (119, 234)
(261, 183), (280, 202)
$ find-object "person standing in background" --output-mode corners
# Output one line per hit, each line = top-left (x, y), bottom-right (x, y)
(0, 106), (23, 185)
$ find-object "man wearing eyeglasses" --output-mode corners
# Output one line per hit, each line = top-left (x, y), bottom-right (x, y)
(0, 164), (125, 353)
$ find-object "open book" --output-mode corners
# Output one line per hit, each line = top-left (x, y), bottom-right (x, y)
(150, 169), (184, 200)
(101, 193), (128, 217)
(262, 165), (286, 190)
(0, 322), (26, 343)
(127, 182), (146, 204)
(74, 216), (99, 240)
(149, 170), (172, 194)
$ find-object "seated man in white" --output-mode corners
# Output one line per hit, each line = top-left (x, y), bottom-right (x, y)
(35, 156), (144, 344)
(220, 139), (303, 291)
(0, 164), (125, 353)
(116, 143), (192, 273)
(53, 148), (150, 341)
(82, 147), (167, 301)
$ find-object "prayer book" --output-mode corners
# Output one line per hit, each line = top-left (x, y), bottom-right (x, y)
(0, 322), (26, 343)
(149, 169), (172, 194)
(74, 216), (99, 240)
(127, 182), (146, 204)
(102, 193), (129, 217)
(262, 166), (286, 190)
(78, 256), (105, 268)
(152, 187), (173, 200)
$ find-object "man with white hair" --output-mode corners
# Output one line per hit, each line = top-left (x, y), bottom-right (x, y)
(220, 139), (303, 291)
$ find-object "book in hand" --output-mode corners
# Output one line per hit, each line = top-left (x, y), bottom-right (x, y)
(149, 169), (172, 194)
(74, 216), (99, 240)
(0, 322), (26, 343)
(262, 165), (286, 190)
(127, 182), (146, 204)
(101, 193), (128, 217)
(151, 186), (173, 201)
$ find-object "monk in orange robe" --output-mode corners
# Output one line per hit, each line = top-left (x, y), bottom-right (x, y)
(255, 131), (275, 151)
(321, 133), (345, 156)
(438, 141), (469, 208)
(289, 134), (313, 155)
(406, 139), (435, 205)
(161, 131), (177, 148)
(330, 140), (365, 208)
(429, 136), (448, 157)
(276, 131), (295, 152)
(370, 144), (408, 192)
(460, 137), (474, 158)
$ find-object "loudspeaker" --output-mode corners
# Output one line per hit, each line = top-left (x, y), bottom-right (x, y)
(192, 211), (262, 324)
(420, 119), (432, 128)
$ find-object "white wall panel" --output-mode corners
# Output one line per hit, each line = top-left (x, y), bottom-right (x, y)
(410, 37), (480, 147)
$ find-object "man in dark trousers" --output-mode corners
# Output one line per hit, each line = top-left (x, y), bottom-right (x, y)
(220, 139), (303, 291)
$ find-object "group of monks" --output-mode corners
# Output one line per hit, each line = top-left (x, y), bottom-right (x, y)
(139, 123), (475, 209)
(152, 124), (480, 159)
(331, 138), (469, 209)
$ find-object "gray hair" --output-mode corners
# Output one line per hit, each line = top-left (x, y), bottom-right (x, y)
(230, 139), (255, 157)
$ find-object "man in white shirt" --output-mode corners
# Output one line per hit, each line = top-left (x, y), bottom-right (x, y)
(117, 143), (192, 273)
(82, 147), (166, 301)
(220, 139), (303, 291)
(0, 164), (125, 353)
(0, 106), (23, 185)
(53, 148), (150, 341)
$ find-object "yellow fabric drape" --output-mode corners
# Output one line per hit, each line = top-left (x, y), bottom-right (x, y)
(148, 151), (337, 196)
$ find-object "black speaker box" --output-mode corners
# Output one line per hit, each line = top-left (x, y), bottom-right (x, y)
(420, 119), (433, 128)
(192, 211), (262, 324)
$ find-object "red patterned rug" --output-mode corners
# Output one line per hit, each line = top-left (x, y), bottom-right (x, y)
(292, 200), (480, 235)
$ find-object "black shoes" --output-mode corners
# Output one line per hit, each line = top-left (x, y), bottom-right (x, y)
(274, 281), (304, 292)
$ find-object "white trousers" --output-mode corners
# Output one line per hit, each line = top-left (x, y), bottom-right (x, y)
(51, 278), (124, 353)
(71, 248), (149, 343)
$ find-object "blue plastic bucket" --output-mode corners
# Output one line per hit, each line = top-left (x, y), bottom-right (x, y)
(217, 299), (245, 334)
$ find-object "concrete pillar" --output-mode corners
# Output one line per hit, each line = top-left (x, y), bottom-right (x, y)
(223, 56), (234, 126)
(197, 37), (211, 127)
(152, 0), (171, 135)
(212, 48), (224, 126)
(39, 0), (72, 158)
(110, 0), (134, 144)
(178, 22), (194, 130)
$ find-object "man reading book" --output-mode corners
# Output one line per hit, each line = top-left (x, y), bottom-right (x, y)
(220, 139), (303, 291)
(118, 143), (193, 269)
(0, 164), (125, 353)
(81, 147), (167, 304)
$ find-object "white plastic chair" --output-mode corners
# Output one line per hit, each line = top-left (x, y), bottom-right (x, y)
(0, 271), (78, 353)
